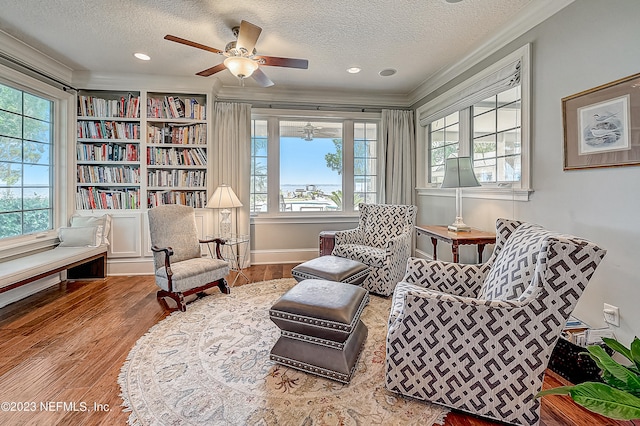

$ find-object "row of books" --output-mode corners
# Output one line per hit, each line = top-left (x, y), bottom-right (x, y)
(147, 123), (206, 145)
(147, 190), (208, 208)
(562, 316), (615, 346)
(77, 143), (139, 162)
(147, 96), (206, 120)
(77, 120), (140, 140)
(77, 165), (141, 184)
(76, 187), (140, 210)
(147, 170), (206, 187)
(146, 147), (206, 166)
(77, 93), (140, 118)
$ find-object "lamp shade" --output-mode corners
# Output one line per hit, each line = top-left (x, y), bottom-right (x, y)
(440, 157), (481, 188)
(223, 56), (259, 79)
(207, 184), (243, 209)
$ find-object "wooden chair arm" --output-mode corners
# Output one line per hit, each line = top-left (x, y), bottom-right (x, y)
(199, 238), (226, 259)
(151, 245), (174, 276)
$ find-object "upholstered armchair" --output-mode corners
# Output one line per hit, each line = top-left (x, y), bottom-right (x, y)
(332, 203), (417, 296)
(148, 204), (230, 312)
(385, 219), (607, 425)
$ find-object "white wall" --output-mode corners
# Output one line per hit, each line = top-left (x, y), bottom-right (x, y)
(413, 0), (640, 345)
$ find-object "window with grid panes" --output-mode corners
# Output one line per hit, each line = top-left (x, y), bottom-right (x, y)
(250, 115), (378, 215)
(472, 86), (521, 183)
(428, 112), (460, 185)
(0, 82), (53, 239)
(250, 119), (268, 213)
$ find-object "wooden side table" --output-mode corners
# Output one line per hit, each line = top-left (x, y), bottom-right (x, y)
(416, 225), (496, 263)
(319, 231), (336, 256)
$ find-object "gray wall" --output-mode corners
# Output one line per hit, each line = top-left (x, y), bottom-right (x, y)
(413, 0), (640, 345)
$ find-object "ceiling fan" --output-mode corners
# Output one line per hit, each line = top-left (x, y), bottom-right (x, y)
(164, 20), (308, 87)
(299, 122), (339, 141)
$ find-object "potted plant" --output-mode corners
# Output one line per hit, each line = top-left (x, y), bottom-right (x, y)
(537, 337), (640, 420)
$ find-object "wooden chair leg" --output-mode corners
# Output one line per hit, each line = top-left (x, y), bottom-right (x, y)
(157, 290), (186, 312)
(218, 279), (231, 294)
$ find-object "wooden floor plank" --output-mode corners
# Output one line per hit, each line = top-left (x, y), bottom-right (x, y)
(0, 263), (634, 425)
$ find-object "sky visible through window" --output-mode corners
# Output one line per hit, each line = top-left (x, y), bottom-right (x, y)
(280, 136), (341, 187)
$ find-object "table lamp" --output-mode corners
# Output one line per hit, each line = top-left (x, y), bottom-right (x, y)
(207, 184), (243, 238)
(441, 156), (480, 232)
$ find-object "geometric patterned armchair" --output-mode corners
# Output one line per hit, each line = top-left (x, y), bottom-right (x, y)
(332, 203), (417, 296)
(148, 204), (230, 312)
(385, 218), (607, 425)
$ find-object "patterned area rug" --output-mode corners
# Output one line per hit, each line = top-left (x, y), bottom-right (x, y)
(119, 278), (448, 425)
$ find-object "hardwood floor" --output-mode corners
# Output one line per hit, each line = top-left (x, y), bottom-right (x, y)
(0, 264), (633, 426)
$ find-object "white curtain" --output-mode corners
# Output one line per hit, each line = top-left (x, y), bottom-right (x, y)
(212, 102), (252, 266)
(378, 109), (416, 205)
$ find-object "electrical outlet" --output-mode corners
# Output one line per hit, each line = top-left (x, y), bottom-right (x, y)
(603, 303), (620, 327)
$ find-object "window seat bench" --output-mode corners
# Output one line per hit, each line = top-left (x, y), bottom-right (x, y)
(0, 245), (107, 294)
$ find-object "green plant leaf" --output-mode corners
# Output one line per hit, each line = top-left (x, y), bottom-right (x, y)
(630, 337), (640, 370)
(603, 337), (633, 363)
(536, 385), (574, 398)
(587, 345), (640, 391)
(567, 382), (640, 420)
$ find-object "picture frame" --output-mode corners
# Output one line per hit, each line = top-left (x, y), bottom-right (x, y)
(562, 72), (640, 170)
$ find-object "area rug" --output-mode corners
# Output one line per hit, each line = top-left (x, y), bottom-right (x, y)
(119, 278), (448, 425)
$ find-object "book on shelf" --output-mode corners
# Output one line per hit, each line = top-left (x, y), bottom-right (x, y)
(561, 316), (615, 346)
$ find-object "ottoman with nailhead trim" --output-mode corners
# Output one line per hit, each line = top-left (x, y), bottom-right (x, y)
(269, 279), (369, 384)
(291, 255), (370, 285)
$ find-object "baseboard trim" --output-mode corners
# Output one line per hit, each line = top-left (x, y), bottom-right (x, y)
(251, 248), (317, 265)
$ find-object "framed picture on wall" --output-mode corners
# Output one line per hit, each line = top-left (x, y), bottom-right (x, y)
(562, 72), (640, 170)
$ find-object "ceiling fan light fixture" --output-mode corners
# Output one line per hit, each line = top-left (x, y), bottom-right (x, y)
(223, 56), (259, 79)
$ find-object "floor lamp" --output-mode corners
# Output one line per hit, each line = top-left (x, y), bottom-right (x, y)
(207, 184), (243, 238)
(441, 156), (480, 232)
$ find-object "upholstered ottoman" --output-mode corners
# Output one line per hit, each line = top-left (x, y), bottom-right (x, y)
(291, 255), (370, 285)
(269, 279), (369, 383)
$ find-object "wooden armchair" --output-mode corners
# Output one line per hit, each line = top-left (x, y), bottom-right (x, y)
(148, 204), (230, 311)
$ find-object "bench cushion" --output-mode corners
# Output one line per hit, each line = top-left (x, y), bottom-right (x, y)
(0, 245), (107, 291)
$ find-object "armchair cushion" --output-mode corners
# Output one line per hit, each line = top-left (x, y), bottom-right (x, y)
(331, 244), (386, 268)
(155, 257), (229, 293)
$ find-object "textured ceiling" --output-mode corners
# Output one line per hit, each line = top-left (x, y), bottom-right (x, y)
(0, 0), (539, 96)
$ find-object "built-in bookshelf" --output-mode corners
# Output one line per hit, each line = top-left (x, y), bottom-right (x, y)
(76, 90), (142, 210)
(146, 92), (208, 208)
(75, 90), (210, 210)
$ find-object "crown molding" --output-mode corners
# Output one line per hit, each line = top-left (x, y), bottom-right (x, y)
(71, 71), (220, 92)
(0, 29), (73, 84)
(215, 84), (408, 109)
(406, 0), (574, 106)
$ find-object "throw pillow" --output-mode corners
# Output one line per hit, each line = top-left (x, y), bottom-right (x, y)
(479, 222), (552, 301)
(70, 214), (112, 245)
(58, 226), (101, 247)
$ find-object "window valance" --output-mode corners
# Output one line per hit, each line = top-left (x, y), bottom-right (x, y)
(418, 59), (521, 127)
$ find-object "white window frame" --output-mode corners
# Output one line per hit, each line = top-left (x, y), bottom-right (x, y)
(251, 108), (380, 221)
(416, 44), (532, 201)
(0, 62), (74, 257)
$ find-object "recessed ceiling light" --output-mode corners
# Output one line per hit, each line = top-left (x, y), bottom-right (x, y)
(134, 53), (151, 61)
(445, 0), (464, 3)
(347, 67), (361, 74)
(379, 68), (397, 77)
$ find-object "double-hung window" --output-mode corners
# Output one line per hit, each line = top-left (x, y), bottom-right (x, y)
(0, 82), (54, 239)
(250, 111), (379, 215)
(419, 44), (531, 199)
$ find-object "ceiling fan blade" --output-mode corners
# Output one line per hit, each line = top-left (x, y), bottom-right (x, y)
(251, 68), (274, 87)
(164, 35), (222, 54)
(255, 56), (308, 69)
(196, 63), (227, 77)
(236, 20), (262, 53)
